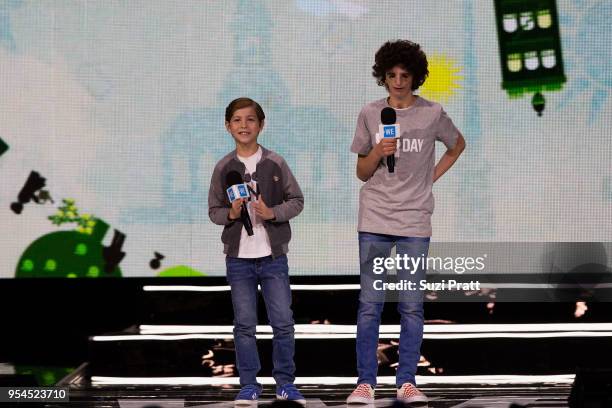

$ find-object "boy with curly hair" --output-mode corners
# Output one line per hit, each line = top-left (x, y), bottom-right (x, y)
(346, 40), (466, 404)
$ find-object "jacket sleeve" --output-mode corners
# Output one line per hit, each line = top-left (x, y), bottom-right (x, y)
(208, 165), (234, 226)
(271, 159), (304, 223)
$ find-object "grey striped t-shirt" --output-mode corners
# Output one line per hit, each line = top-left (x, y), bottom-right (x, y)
(350, 96), (459, 237)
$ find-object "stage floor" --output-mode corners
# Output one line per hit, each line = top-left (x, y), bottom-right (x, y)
(42, 383), (571, 407)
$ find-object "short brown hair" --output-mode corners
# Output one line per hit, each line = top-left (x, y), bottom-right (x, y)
(225, 98), (266, 123)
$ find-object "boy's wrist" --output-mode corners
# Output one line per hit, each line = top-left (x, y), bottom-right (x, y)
(370, 147), (383, 161)
(269, 207), (280, 222)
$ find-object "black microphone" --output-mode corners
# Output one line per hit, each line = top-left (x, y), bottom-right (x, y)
(381, 107), (397, 173)
(226, 171), (254, 236)
(243, 173), (259, 198)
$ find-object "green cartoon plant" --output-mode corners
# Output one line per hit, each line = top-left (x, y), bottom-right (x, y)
(16, 198), (122, 278)
(48, 199), (97, 234)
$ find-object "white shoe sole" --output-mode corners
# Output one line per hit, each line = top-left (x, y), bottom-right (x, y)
(276, 395), (306, 405)
(396, 395), (428, 403)
(346, 396), (375, 404)
(276, 395), (307, 405)
(235, 399), (258, 406)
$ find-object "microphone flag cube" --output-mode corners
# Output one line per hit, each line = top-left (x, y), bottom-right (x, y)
(226, 183), (250, 202)
(379, 124), (400, 139)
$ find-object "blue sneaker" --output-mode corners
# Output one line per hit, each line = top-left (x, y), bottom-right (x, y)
(235, 384), (262, 406)
(276, 383), (306, 405)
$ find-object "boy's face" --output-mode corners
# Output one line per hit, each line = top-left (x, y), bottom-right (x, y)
(385, 65), (414, 99)
(225, 106), (264, 146)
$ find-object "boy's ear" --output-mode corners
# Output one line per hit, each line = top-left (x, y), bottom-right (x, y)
(260, 119), (265, 130)
(225, 121), (231, 132)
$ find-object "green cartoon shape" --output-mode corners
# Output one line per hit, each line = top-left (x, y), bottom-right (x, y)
(157, 265), (206, 277)
(44, 259), (57, 271)
(48, 199), (97, 235)
(16, 199), (122, 278)
(494, 0), (566, 115)
(87, 266), (100, 277)
(15, 366), (74, 387)
(75, 243), (88, 256)
(21, 259), (34, 272)
(0, 137), (8, 158)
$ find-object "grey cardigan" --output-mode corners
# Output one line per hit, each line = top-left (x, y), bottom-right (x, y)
(208, 146), (304, 257)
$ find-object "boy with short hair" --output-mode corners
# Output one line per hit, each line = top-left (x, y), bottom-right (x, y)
(209, 97), (305, 405)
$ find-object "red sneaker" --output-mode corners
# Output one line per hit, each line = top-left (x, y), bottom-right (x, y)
(346, 383), (375, 404)
(397, 382), (428, 403)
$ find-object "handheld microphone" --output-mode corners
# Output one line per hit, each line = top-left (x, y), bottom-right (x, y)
(243, 173), (259, 199)
(380, 107), (400, 173)
(225, 171), (254, 236)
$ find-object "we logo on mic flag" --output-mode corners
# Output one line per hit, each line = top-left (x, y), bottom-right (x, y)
(384, 125), (396, 137)
(226, 183), (250, 202)
(379, 124), (400, 139)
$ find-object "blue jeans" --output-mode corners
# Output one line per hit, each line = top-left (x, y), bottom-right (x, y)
(356, 232), (430, 387)
(226, 255), (295, 387)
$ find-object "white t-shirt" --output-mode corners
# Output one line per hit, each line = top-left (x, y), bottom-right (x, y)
(237, 147), (272, 258)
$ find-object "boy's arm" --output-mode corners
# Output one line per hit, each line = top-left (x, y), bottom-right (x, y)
(356, 138), (397, 181)
(270, 160), (304, 222)
(208, 166), (234, 225)
(434, 133), (466, 182)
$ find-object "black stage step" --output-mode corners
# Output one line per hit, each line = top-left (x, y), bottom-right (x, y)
(88, 323), (612, 378)
(141, 281), (612, 325)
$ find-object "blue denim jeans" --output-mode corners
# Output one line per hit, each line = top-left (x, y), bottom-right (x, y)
(356, 232), (430, 387)
(225, 254), (295, 387)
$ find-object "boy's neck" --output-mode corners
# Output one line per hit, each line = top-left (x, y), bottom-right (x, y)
(387, 94), (417, 109)
(236, 142), (260, 158)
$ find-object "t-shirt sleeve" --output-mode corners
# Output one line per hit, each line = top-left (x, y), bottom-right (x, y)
(350, 108), (372, 155)
(435, 107), (459, 149)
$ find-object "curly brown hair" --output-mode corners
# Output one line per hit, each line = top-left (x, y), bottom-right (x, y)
(372, 40), (429, 91)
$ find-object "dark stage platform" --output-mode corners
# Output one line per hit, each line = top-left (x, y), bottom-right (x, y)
(48, 381), (572, 407)
(3, 281), (610, 408)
